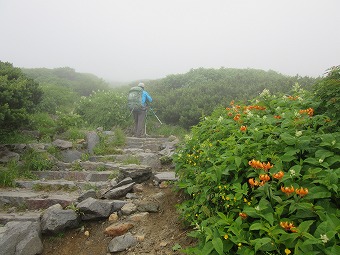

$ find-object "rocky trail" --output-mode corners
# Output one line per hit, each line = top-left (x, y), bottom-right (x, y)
(0, 134), (196, 255)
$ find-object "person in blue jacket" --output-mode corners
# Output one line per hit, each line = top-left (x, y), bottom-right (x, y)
(133, 82), (152, 137)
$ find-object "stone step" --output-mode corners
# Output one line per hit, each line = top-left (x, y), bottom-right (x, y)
(0, 190), (78, 210)
(31, 170), (117, 182)
(0, 212), (41, 225)
(15, 180), (109, 191)
(125, 137), (168, 152)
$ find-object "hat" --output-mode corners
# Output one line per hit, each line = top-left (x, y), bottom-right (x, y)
(138, 82), (145, 88)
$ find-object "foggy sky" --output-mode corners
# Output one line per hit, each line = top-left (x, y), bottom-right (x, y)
(1, 0), (339, 82)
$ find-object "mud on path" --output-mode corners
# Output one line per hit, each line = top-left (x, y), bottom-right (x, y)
(42, 182), (196, 255)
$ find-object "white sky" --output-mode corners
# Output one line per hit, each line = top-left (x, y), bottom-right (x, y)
(0, 0), (339, 81)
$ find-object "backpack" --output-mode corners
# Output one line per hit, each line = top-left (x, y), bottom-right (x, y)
(127, 86), (143, 111)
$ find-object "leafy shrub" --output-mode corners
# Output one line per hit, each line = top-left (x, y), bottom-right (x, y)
(0, 161), (19, 187)
(174, 85), (339, 255)
(93, 129), (126, 155)
(0, 130), (37, 144)
(148, 68), (316, 129)
(22, 149), (55, 171)
(75, 90), (130, 130)
(0, 61), (43, 130)
(313, 65), (340, 132)
(28, 112), (57, 140)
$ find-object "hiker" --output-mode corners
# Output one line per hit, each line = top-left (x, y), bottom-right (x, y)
(129, 82), (153, 137)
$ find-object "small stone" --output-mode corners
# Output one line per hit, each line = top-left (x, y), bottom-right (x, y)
(104, 223), (134, 237)
(133, 184), (144, 193)
(121, 202), (137, 215)
(159, 181), (168, 189)
(109, 212), (119, 222)
(84, 230), (90, 237)
(135, 234), (145, 242)
(128, 212), (149, 222)
(159, 241), (168, 247)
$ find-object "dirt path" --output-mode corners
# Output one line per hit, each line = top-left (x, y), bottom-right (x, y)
(42, 182), (196, 255)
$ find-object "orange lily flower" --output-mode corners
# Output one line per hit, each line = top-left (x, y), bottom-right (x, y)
(239, 212), (247, 219)
(295, 187), (308, 197)
(280, 221), (297, 232)
(240, 125), (247, 132)
(262, 162), (274, 171)
(259, 174), (270, 182)
(273, 171), (284, 180)
(248, 178), (259, 187)
(281, 186), (295, 195)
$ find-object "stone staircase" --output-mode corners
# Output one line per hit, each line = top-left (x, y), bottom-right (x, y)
(0, 135), (179, 254)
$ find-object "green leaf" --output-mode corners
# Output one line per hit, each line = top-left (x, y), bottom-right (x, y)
(280, 133), (296, 145)
(330, 244), (340, 255)
(262, 213), (274, 226)
(201, 205), (211, 217)
(201, 241), (214, 255)
(307, 186), (331, 199)
(212, 237), (224, 255)
(249, 223), (269, 232)
(235, 156), (242, 168)
(315, 149), (334, 159)
(298, 220), (315, 232)
(252, 237), (273, 252)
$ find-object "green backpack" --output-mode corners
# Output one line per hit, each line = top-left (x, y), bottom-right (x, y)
(127, 86), (143, 111)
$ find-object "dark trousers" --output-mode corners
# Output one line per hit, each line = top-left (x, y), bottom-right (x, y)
(133, 109), (146, 137)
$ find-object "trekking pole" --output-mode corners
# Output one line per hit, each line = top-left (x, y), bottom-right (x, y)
(144, 109), (148, 136)
(149, 107), (163, 125)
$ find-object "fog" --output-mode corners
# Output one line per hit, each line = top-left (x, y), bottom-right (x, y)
(1, 0), (339, 82)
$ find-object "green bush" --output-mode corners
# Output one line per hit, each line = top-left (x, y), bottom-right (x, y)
(75, 90), (130, 130)
(313, 65), (340, 132)
(93, 128), (126, 155)
(174, 84), (339, 255)
(22, 149), (55, 171)
(0, 161), (19, 187)
(0, 61), (43, 130)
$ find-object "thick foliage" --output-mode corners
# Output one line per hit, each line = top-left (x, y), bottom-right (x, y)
(75, 90), (130, 130)
(0, 61), (43, 130)
(313, 65), (340, 132)
(22, 67), (110, 97)
(147, 68), (317, 129)
(174, 85), (339, 255)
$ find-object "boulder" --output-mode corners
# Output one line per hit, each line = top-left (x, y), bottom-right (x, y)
(52, 139), (73, 150)
(86, 131), (99, 154)
(41, 204), (80, 234)
(102, 183), (135, 199)
(0, 221), (43, 255)
(107, 232), (138, 253)
(76, 197), (115, 220)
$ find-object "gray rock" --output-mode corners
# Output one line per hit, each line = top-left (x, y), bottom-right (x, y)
(138, 152), (161, 169)
(119, 165), (152, 183)
(116, 177), (133, 187)
(76, 197), (115, 220)
(60, 149), (82, 163)
(102, 183), (135, 199)
(77, 189), (97, 202)
(0, 147), (20, 164)
(120, 202), (137, 215)
(41, 204), (80, 234)
(136, 200), (160, 212)
(107, 232), (137, 253)
(0, 221), (43, 255)
(52, 139), (73, 150)
(109, 200), (127, 213)
(154, 171), (178, 183)
(86, 131), (99, 154)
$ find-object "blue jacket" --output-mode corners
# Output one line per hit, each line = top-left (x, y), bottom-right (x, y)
(142, 90), (152, 106)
